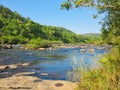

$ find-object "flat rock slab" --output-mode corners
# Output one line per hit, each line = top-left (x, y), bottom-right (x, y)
(0, 72), (76, 90)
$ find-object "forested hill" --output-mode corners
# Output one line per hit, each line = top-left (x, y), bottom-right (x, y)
(0, 5), (78, 45)
(82, 33), (100, 37)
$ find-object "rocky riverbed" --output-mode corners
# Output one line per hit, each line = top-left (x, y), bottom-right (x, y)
(0, 71), (76, 90)
(0, 59), (76, 90)
(0, 45), (110, 90)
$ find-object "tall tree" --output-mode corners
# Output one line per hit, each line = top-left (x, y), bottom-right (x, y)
(61, 0), (120, 45)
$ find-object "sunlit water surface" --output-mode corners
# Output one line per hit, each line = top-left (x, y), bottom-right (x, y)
(0, 48), (109, 80)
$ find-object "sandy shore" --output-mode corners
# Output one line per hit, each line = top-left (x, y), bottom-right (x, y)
(0, 72), (76, 90)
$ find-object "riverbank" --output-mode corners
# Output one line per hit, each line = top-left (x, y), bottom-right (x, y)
(0, 45), (110, 90)
(0, 71), (76, 90)
(0, 44), (112, 50)
(0, 56), (76, 90)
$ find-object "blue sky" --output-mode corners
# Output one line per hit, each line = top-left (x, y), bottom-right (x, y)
(0, 0), (102, 34)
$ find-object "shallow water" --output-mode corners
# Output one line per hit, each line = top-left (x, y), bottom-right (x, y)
(0, 48), (109, 80)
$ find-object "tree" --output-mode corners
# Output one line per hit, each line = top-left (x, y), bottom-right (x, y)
(61, 0), (120, 45)
(61, 1), (120, 89)
(0, 5), (79, 44)
(0, 19), (3, 29)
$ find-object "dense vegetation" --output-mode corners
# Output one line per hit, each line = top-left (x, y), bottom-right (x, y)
(0, 5), (78, 48)
(80, 33), (102, 44)
(0, 5), (102, 49)
(62, 0), (120, 90)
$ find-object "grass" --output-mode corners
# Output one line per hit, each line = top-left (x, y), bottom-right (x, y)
(71, 47), (120, 90)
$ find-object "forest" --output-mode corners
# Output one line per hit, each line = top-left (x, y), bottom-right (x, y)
(0, 5), (101, 49)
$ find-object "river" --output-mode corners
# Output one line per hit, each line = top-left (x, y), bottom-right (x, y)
(0, 48), (109, 80)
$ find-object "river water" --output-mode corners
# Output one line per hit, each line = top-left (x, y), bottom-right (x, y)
(0, 48), (109, 80)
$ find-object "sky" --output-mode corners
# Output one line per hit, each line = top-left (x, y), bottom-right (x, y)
(0, 0), (103, 34)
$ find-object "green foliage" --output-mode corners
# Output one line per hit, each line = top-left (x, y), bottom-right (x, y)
(0, 36), (28, 44)
(76, 68), (120, 90)
(76, 33), (103, 45)
(0, 5), (103, 46)
(0, 5), (80, 46)
(62, 0), (120, 45)
(100, 46), (120, 67)
(61, 0), (120, 89)
(29, 38), (52, 48)
(75, 47), (120, 90)
(101, 0), (120, 45)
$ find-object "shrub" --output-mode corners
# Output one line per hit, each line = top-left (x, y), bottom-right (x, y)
(73, 47), (120, 90)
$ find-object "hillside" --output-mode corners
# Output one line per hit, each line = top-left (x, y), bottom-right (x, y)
(0, 5), (78, 46)
(82, 33), (100, 37)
